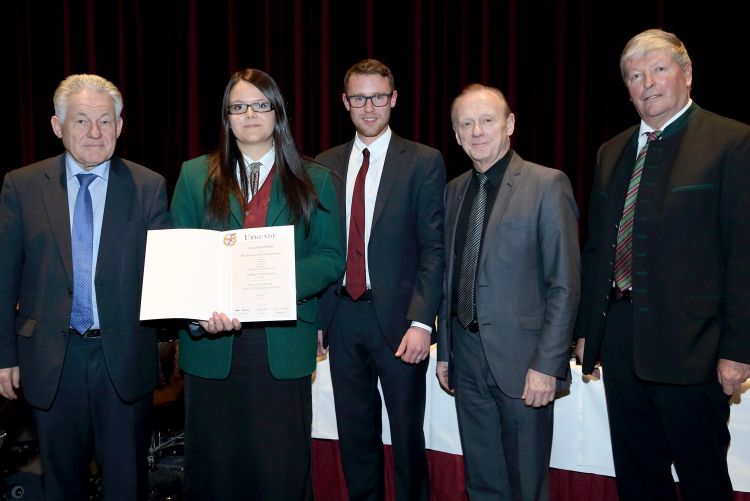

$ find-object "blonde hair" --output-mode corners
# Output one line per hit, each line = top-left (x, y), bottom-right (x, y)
(620, 29), (691, 81)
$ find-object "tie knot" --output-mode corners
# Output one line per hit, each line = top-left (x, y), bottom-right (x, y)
(646, 130), (662, 143)
(474, 171), (488, 187)
(76, 173), (96, 189)
(362, 148), (370, 160)
(249, 162), (262, 174)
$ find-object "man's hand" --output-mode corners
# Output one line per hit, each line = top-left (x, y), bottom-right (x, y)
(317, 330), (327, 357)
(521, 368), (556, 408)
(395, 326), (431, 364)
(717, 358), (750, 395)
(199, 311), (241, 334)
(575, 338), (601, 379)
(436, 361), (454, 394)
(0, 366), (20, 400)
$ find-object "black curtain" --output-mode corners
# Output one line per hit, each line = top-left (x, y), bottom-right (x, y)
(8, 0), (750, 226)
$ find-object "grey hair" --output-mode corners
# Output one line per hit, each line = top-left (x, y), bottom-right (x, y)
(620, 29), (691, 81)
(53, 74), (123, 122)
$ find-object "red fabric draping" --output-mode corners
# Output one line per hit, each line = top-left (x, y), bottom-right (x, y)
(312, 439), (750, 501)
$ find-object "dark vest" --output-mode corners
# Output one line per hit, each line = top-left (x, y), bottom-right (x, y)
(608, 108), (695, 293)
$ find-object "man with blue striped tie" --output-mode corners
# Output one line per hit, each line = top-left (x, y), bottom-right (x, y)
(0, 74), (169, 500)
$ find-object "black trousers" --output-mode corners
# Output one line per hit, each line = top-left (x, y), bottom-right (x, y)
(600, 299), (733, 501)
(182, 327), (312, 501)
(32, 333), (152, 501)
(328, 297), (429, 501)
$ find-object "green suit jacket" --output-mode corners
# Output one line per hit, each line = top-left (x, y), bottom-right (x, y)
(170, 155), (345, 379)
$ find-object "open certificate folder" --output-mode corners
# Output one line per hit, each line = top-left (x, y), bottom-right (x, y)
(139, 226), (296, 322)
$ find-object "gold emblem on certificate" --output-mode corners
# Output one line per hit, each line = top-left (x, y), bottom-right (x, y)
(223, 233), (237, 246)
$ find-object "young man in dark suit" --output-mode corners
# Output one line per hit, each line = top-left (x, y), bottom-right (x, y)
(576, 29), (750, 500)
(0, 74), (169, 500)
(316, 59), (445, 501)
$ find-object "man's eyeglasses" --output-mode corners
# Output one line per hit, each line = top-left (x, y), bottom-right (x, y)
(345, 93), (393, 108)
(227, 102), (274, 115)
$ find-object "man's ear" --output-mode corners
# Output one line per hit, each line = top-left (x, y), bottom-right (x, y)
(506, 113), (516, 137)
(51, 116), (63, 138)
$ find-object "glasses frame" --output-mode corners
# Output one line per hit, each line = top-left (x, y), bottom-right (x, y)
(226, 102), (275, 115)
(345, 92), (394, 108)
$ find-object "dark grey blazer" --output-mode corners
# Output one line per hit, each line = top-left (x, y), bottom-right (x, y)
(438, 152), (580, 398)
(0, 154), (169, 409)
(316, 133), (445, 350)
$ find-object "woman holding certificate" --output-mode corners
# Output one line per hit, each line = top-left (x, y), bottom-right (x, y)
(170, 68), (344, 500)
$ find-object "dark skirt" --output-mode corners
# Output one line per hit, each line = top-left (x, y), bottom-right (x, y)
(182, 327), (313, 501)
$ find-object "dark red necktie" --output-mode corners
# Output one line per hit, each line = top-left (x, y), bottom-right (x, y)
(346, 148), (370, 300)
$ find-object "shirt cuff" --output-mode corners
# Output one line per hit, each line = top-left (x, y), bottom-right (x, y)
(410, 321), (433, 333)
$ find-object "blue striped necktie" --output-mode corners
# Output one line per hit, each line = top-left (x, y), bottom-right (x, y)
(70, 173), (96, 335)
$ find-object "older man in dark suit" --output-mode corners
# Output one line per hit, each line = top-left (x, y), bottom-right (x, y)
(437, 84), (580, 500)
(0, 74), (168, 500)
(316, 59), (445, 501)
(575, 29), (750, 500)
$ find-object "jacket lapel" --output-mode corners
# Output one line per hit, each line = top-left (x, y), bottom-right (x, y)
(601, 126), (638, 190)
(265, 168), (289, 226)
(229, 193), (244, 229)
(371, 134), (403, 228)
(332, 142), (354, 234)
(445, 172), (472, 301)
(40, 155), (74, 286)
(478, 153), (523, 270)
(97, 157), (134, 278)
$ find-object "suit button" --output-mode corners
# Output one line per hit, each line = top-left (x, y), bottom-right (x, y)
(602, 311), (607, 317)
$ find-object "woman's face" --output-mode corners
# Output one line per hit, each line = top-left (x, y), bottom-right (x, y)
(227, 80), (275, 157)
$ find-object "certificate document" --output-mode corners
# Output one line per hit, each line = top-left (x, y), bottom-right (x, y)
(140, 226), (296, 322)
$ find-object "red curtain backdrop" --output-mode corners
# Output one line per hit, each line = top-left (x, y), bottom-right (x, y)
(8, 1), (750, 229)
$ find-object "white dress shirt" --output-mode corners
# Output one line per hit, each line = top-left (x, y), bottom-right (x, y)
(237, 147), (275, 203)
(344, 127), (432, 333)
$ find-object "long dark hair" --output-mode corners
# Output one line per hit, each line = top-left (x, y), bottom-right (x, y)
(205, 68), (318, 232)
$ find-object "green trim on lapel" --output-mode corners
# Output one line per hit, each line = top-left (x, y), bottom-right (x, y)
(661, 103), (697, 138)
(671, 184), (714, 193)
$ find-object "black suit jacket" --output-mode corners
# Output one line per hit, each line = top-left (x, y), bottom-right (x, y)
(316, 133), (445, 349)
(0, 154), (169, 409)
(578, 104), (750, 384)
